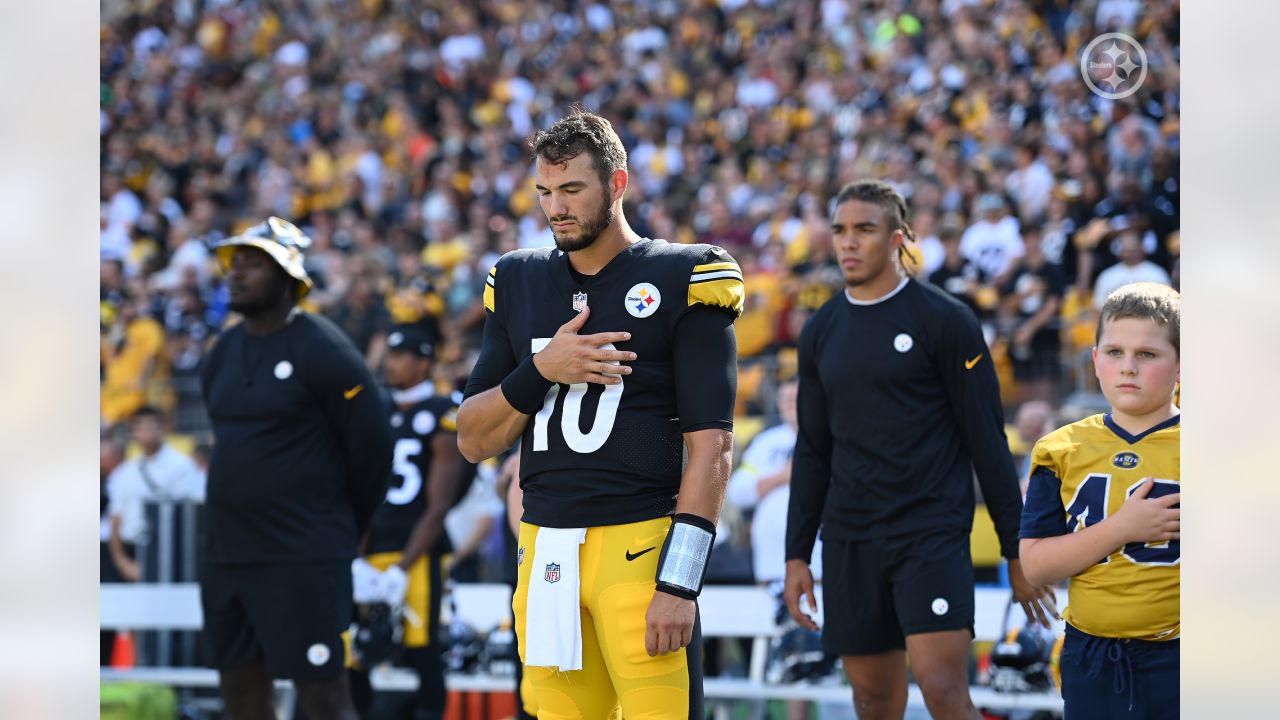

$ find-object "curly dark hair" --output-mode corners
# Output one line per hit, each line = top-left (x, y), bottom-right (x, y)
(530, 109), (628, 191)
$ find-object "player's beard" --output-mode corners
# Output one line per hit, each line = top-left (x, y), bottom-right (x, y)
(229, 271), (293, 317)
(551, 190), (615, 253)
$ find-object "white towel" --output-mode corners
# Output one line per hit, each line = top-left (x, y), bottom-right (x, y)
(523, 527), (588, 671)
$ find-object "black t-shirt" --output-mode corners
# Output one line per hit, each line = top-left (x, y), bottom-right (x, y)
(463, 239), (743, 528)
(786, 279), (1023, 561)
(365, 388), (476, 555)
(928, 259), (984, 319)
(1001, 261), (1066, 348)
(200, 312), (393, 565)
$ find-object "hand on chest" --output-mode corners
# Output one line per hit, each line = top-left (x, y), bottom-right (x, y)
(514, 282), (675, 360)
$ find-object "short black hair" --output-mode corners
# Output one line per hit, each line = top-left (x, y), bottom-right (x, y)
(131, 405), (163, 422)
(530, 109), (628, 191)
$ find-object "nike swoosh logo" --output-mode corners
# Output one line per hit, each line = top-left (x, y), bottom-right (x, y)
(344, 384), (364, 400)
(625, 547), (656, 562)
(964, 354), (983, 370)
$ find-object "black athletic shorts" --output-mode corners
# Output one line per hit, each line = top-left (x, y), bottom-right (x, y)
(820, 531), (975, 656)
(200, 560), (351, 680)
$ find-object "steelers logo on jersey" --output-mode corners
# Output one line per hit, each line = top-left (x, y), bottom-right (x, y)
(893, 333), (914, 353)
(413, 410), (437, 435)
(624, 283), (662, 318)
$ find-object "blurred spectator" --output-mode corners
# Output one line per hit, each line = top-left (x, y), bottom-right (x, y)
(1092, 229), (1173, 309)
(928, 224), (982, 319)
(1005, 142), (1055, 221)
(444, 464), (504, 583)
(961, 193), (1023, 284)
(100, 434), (127, 666)
(1013, 400), (1059, 493)
(104, 406), (206, 583)
(100, 293), (165, 428)
(329, 275), (392, 369)
(1000, 226), (1066, 405)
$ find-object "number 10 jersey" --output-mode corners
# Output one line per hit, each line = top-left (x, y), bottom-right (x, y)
(464, 239), (743, 529)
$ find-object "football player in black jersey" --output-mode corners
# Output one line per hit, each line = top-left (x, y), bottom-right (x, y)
(350, 324), (470, 720)
(783, 181), (1057, 720)
(457, 110), (743, 719)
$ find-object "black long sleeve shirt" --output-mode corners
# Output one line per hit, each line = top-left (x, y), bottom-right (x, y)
(200, 311), (392, 565)
(785, 279), (1023, 562)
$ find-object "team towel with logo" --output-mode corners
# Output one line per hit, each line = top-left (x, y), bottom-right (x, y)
(524, 527), (588, 671)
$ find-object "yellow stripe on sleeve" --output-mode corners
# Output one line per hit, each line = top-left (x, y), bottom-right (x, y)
(688, 277), (745, 316)
(483, 265), (496, 312)
(692, 261), (740, 274)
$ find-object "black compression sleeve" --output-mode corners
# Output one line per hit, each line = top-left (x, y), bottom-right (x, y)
(463, 307), (518, 401)
(673, 306), (737, 432)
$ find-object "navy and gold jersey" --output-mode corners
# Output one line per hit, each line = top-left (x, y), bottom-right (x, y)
(365, 388), (469, 555)
(1021, 413), (1180, 641)
(465, 239), (743, 528)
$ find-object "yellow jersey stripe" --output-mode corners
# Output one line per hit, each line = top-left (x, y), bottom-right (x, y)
(688, 276), (745, 316)
(483, 283), (495, 312)
(488, 266), (496, 277)
(692, 261), (740, 274)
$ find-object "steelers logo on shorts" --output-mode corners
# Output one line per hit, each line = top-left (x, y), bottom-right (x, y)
(931, 597), (949, 616)
(307, 642), (331, 666)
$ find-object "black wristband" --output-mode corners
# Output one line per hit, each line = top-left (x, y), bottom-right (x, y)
(654, 513), (717, 600)
(500, 355), (555, 415)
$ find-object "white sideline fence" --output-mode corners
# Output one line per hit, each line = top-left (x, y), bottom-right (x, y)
(101, 583), (1064, 717)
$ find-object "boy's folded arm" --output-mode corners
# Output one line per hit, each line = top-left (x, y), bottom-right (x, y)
(1019, 521), (1130, 587)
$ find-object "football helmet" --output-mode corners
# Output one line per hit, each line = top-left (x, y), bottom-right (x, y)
(764, 586), (837, 684)
(483, 623), (518, 677)
(350, 602), (404, 668)
(444, 620), (486, 674)
(990, 621), (1061, 693)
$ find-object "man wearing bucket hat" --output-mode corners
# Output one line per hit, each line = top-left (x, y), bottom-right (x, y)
(199, 217), (393, 720)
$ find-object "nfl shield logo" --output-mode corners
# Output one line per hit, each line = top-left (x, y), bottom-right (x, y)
(544, 562), (561, 583)
(572, 292), (588, 313)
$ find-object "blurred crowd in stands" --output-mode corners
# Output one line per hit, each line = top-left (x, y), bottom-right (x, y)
(100, 0), (1179, 590)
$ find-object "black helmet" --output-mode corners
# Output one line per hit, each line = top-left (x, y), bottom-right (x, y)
(350, 602), (404, 668)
